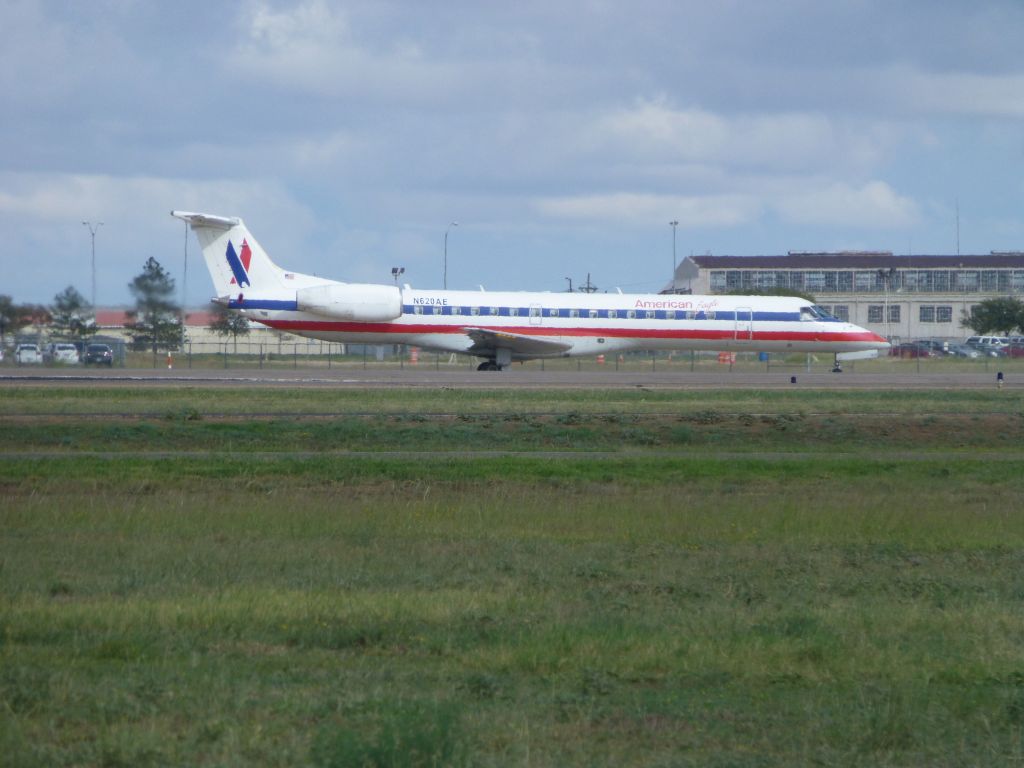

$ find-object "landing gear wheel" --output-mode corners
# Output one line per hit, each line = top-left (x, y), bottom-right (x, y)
(477, 361), (500, 371)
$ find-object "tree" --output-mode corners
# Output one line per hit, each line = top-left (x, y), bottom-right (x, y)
(126, 257), (181, 353)
(207, 301), (250, 352)
(960, 297), (1024, 336)
(0, 295), (24, 346)
(49, 286), (95, 340)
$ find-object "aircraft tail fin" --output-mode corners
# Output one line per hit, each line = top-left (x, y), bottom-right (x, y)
(171, 211), (291, 299)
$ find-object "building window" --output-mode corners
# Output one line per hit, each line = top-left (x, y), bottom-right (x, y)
(855, 272), (876, 291)
(955, 271), (979, 291)
(920, 306), (935, 323)
(888, 305), (901, 323)
(832, 305), (849, 321)
(936, 306), (952, 323)
(837, 272), (853, 292)
(710, 271), (726, 291)
(868, 305), (883, 323)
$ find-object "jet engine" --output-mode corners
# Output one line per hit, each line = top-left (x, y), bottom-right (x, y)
(295, 283), (402, 322)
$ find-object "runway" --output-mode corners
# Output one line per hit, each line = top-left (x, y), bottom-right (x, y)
(1, 366), (1018, 389)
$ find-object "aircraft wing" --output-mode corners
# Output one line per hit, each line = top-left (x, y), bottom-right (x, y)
(464, 327), (572, 357)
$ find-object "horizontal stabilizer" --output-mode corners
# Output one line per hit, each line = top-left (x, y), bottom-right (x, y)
(171, 211), (240, 230)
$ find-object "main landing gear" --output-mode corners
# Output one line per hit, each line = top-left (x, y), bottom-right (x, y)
(477, 360), (503, 371)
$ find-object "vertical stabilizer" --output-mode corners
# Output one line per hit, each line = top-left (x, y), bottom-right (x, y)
(171, 211), (290, 298)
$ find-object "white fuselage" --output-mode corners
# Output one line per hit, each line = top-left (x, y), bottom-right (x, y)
(233, 285), (888, 359)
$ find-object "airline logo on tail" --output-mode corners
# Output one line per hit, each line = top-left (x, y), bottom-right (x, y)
(226, 240), (253, 288)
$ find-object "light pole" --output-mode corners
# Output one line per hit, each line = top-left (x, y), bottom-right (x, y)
(444, 221), (458, 289)
(181, 219), (189, 344)
(82, 221), (103, 310)
(669, 220), (679, 290)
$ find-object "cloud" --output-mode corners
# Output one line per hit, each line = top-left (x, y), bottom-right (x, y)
(894, 68), (1024, 119)
(588, 98), (880, 174)
(0, 172), (308, 228)
(0, 171), (313, 305)
(228, 0), (455, 101)
(535, 192), (761, 228)
(771, 181), (920, 229)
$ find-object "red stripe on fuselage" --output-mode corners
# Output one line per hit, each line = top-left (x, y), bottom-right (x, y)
(260, 319), (880, 344)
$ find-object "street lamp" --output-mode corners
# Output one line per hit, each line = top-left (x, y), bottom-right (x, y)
(181, 219), (189, 345)
(391, 267), (405, 285)
(444, 222), (458, 289)
(669, 220), (679, 290)
(82, 221), (103, 310)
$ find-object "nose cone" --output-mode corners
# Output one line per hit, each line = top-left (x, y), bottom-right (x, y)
(869, 331), (890, 350)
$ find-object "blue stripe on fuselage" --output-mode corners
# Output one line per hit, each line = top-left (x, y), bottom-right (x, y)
(399, 305), (805, 322)
(228, 298), (298, 311)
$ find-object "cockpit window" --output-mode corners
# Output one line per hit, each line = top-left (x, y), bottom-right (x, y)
(801, 305), (837, 321)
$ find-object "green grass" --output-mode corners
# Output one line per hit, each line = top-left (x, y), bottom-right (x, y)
(3, 385), (1024, 765)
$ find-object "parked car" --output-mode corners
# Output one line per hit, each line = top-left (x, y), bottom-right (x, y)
(946, 343), (981, 358)
(83, 343), (113, 366)
(914, 339), (948, 355)
(14, 343), (42, 364)
(965, 335), (1009, 350)
(44, 342), (80, 364)
(1004, 344), (1024, 358)
(968, 343), (1006, 357)
(891, 343), (933, 358)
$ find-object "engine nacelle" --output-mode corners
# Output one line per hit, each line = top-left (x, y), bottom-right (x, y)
(295, 283), (402, 322)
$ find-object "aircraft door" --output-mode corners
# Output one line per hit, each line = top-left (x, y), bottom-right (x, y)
(734, 307), (752, 342)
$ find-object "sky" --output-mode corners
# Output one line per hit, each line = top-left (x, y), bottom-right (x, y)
(2, 0), (1023, 307)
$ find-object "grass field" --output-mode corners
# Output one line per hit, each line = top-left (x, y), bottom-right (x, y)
(3, 386), (1024, 766)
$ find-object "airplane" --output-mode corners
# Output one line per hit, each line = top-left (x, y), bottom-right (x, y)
(172, 211), (890, 370)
